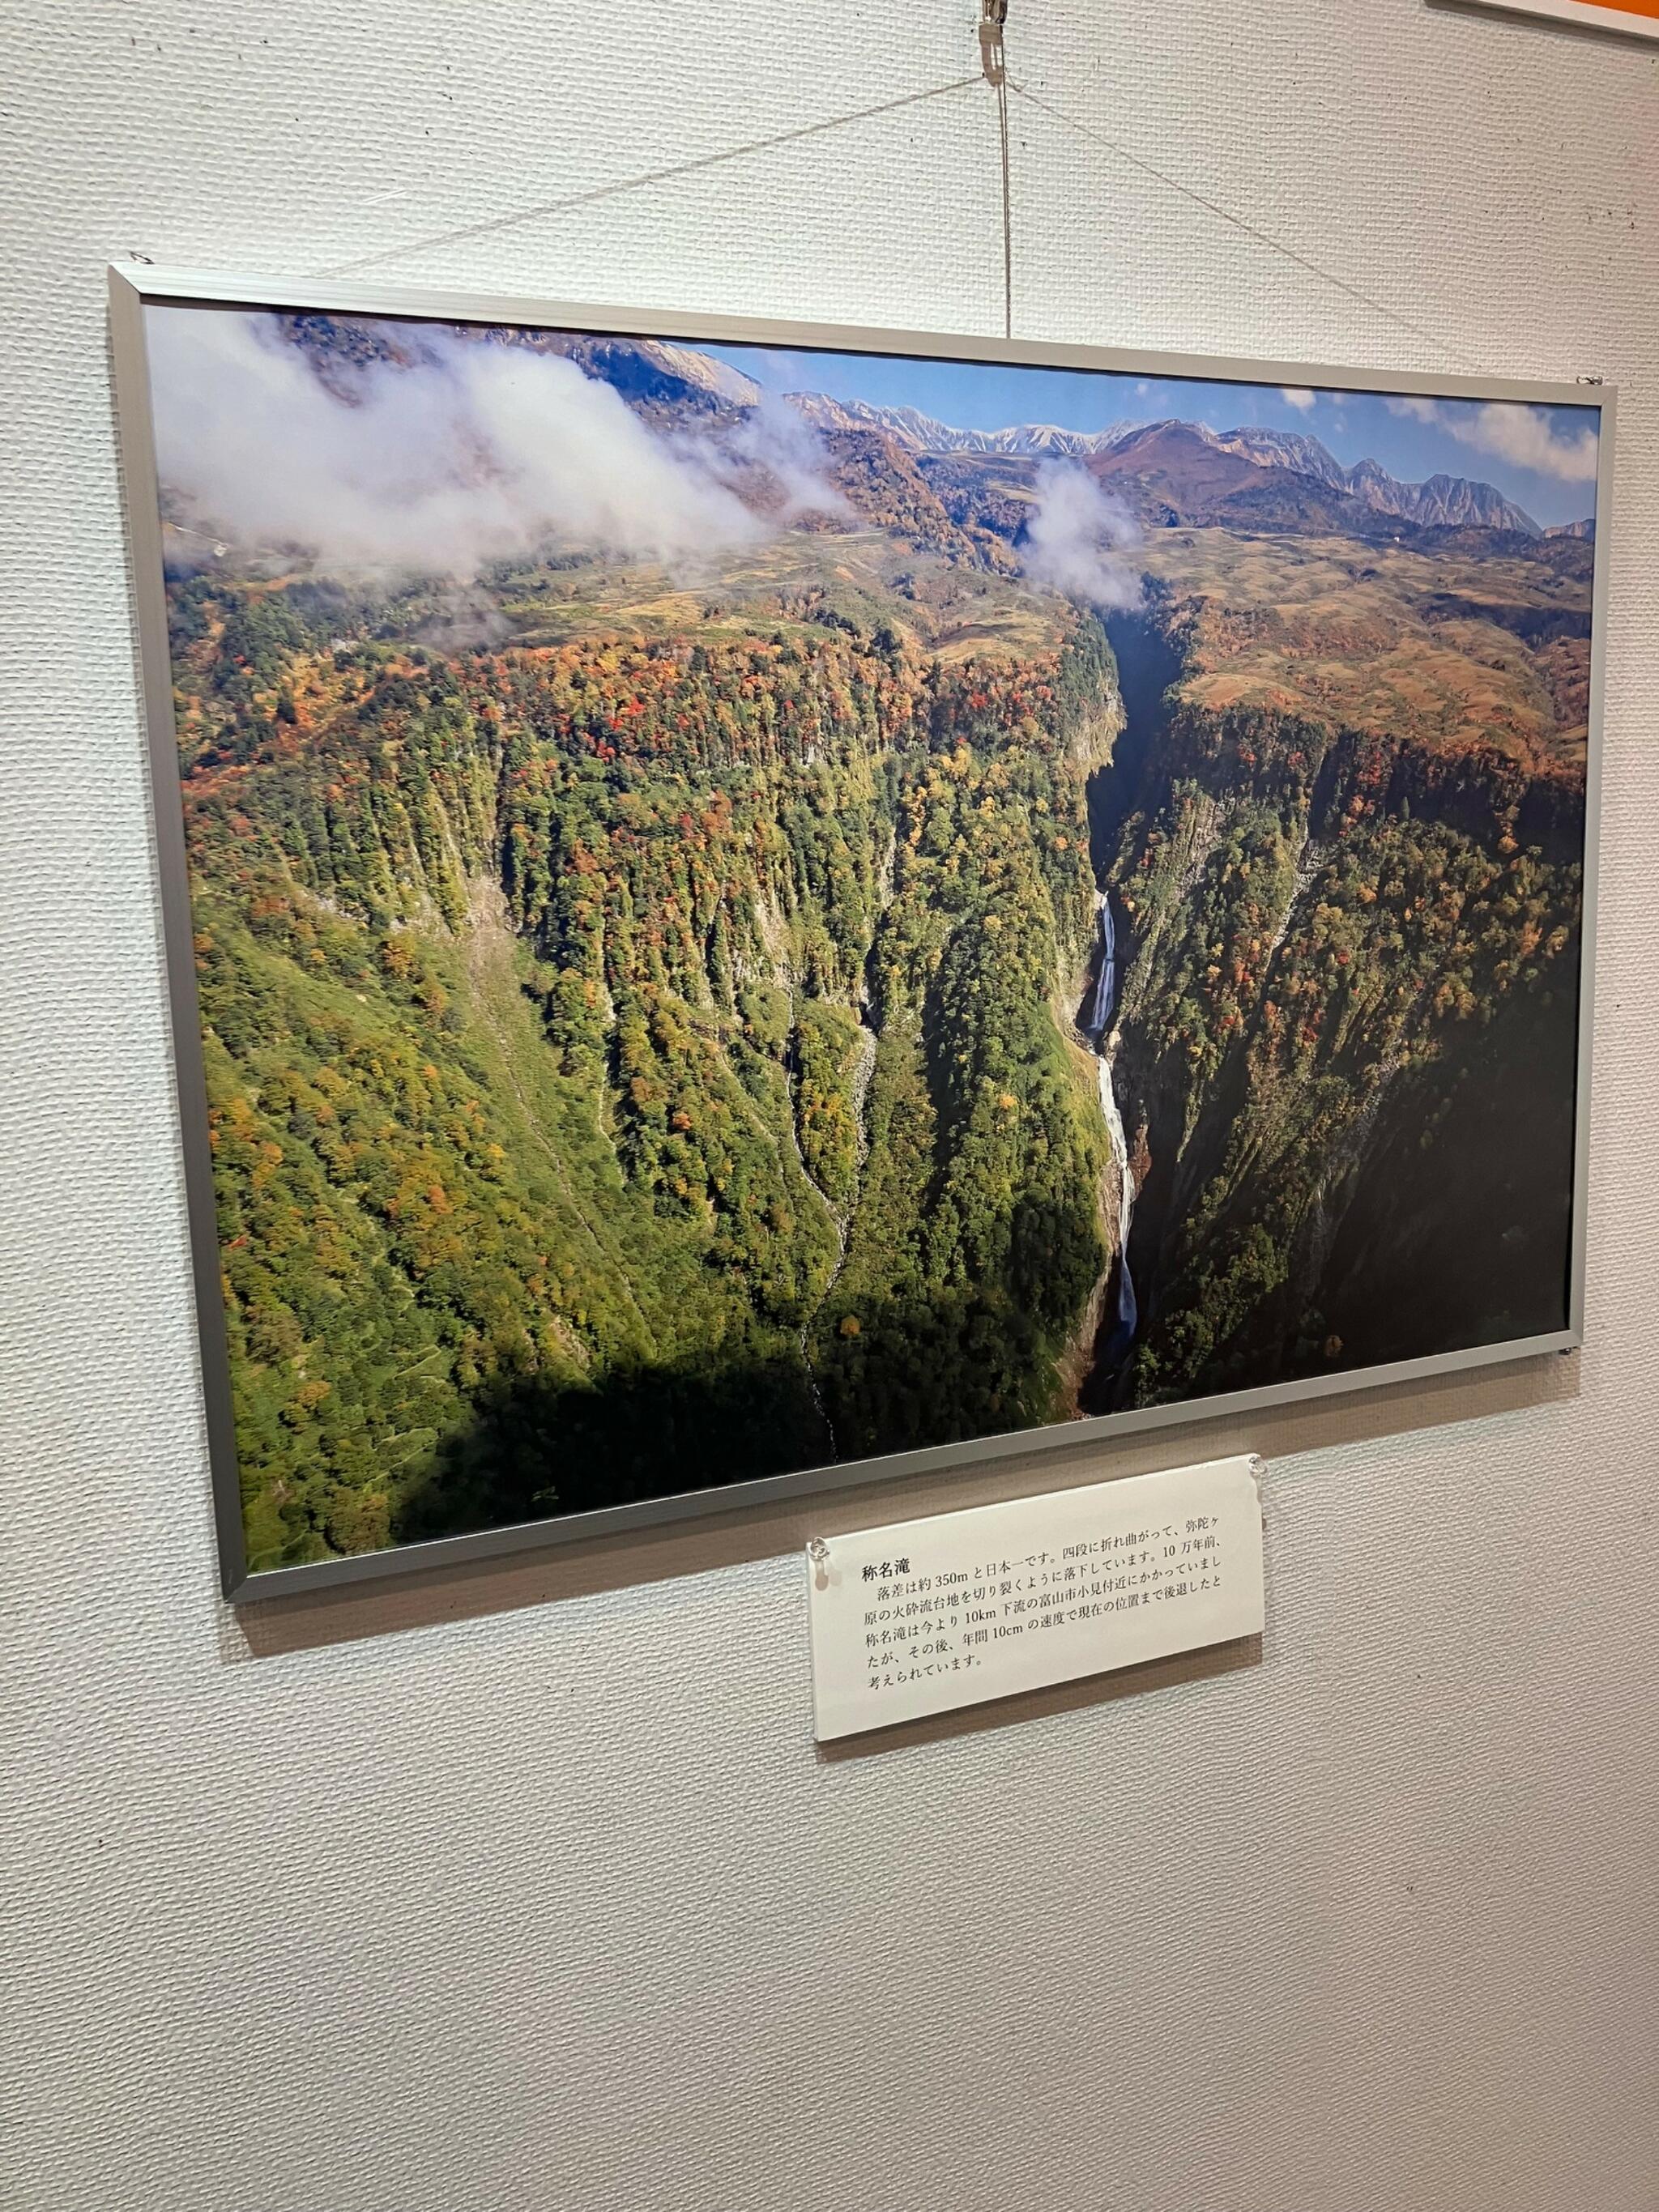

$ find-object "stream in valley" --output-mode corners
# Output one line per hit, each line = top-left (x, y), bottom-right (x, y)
(1083, 893), (1138, 1380)
(1074, 608), (1181, 1409)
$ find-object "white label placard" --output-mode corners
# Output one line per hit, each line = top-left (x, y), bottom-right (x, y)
(806, 1455), (1264, 1740)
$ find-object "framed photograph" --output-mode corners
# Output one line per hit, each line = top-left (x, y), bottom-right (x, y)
(109, 268), (1610, 1600)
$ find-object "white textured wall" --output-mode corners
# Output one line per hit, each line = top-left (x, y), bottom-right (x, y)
(5, 2), (1659, 2206)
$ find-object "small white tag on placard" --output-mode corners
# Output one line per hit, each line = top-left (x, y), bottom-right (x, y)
(806, 1454), (1265, 1741)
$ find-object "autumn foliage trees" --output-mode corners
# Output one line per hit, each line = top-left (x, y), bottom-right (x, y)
(171, 571), (1117, 1566)
(1098, 676), (1583, 1408)
(168, 545), (1583, 1564)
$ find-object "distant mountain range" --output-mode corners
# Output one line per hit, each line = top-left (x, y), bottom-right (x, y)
(789, 391), (1551, 538)
(274, 318), (1595, 556)
(788, 392), (1137, 459)
(1207, 424), (1539, 533)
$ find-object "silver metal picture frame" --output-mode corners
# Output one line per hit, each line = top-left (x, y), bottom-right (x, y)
(108, 265), (1611, 1602)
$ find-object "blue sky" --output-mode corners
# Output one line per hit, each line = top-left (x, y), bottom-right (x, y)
(706, 342), (1600, 527)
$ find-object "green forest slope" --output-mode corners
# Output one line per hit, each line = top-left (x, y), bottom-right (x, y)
(171, 570), (1120, 1566)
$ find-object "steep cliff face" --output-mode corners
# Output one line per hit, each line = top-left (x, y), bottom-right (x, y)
(1081, 609), (1582, 1412)
(171, 569), (1123, 1566)
(173, 543), (1584, 1553)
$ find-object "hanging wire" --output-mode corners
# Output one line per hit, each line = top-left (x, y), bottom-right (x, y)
(321, 75), (981, 277)
(980, 1), (1013, 339)
(313, 18), (1467, 375)
(1006, 80), (1476, 370)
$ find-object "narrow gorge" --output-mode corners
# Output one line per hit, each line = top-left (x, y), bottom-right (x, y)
(1073, 602), (1583, 1416)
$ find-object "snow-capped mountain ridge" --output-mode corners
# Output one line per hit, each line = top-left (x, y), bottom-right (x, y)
(786, 392), (1137, 458)
(786, 392), (1544, 535)
(1187, 424), (1541, 535)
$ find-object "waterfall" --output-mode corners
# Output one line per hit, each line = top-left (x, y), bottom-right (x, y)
(1085, 890), (1118, 1035)
(1086, 893), (1138, 1365)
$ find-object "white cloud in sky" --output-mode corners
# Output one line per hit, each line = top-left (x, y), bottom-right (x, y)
(1453, 400), (1599, 484)
(144, 307), (811, 576)
(713, 388), (848, 525)
(1019, 463), (1142, 611)
(1385, 391), (1597, 482)
(1279, 386), (1316, 411)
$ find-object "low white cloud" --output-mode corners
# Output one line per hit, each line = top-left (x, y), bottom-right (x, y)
(145, 306), (778, 576)
(1385, 390), (1597, 483)
(1019, 463), (1142, 612)
(708, 389), (848, 525)
(1452, 400), (1599, 484)
(1279, 386), (1316, 411)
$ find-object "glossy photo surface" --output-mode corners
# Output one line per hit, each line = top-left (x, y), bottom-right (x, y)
(124, 289), (1604, 1588)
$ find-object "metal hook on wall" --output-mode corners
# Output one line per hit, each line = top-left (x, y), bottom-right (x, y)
(979, 0), (1008, 86)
